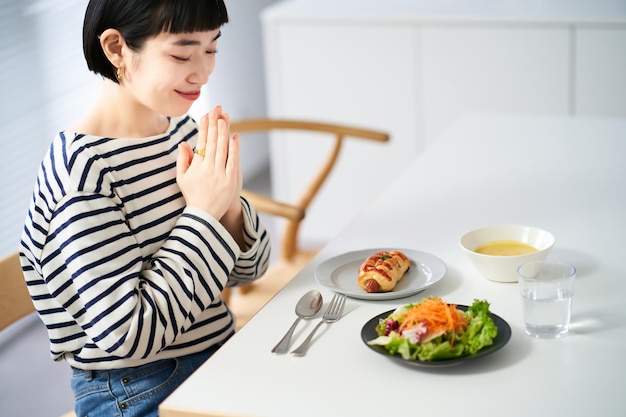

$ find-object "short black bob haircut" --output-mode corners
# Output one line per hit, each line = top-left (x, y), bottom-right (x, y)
(83, 0), (229, 83)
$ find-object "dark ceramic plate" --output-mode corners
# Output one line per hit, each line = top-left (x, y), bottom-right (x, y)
(361, 305), (511, 367)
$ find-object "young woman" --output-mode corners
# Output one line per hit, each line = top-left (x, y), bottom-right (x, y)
(19, 1), (270, 415)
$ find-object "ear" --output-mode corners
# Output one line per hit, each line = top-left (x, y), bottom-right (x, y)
(99, 28), (126, 69)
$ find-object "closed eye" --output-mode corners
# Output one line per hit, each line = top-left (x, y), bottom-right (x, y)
(172, 51), (217, 62)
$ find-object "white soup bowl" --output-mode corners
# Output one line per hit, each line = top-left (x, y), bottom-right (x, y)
(459, 224), (555, 283)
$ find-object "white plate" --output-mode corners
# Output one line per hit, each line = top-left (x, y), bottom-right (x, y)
(315, 248), (447, 300)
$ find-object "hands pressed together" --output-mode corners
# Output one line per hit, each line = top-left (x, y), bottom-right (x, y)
(177, 106), (245, 245)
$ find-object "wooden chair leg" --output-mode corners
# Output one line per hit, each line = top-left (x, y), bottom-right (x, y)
(222, 287), (232, 304)
(237, 284), (254, 294)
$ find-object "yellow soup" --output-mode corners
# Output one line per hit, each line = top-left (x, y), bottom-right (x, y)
(474, 240), (538, 256)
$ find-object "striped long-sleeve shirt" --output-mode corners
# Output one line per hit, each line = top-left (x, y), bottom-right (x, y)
(19, 115), (270, 370)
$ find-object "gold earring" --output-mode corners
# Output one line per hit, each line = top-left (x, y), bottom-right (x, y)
(116, 67), (123, 80)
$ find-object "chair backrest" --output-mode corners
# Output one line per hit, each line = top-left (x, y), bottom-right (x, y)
(0, 252), (35, 331)
(232, 118), (389, 261)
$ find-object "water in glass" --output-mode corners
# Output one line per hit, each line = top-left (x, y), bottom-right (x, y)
(522, 287), (572, 338)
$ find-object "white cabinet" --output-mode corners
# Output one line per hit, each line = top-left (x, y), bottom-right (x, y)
(264, 23), (421, 245)
(262, 0), (626, 244)
(575, 27), (626, 117)
(421, 26), (571, 147)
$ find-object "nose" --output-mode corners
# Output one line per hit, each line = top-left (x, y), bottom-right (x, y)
(188, 58), (214, 85)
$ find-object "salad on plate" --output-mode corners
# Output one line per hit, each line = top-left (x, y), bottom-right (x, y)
(367, 297), (498, 362)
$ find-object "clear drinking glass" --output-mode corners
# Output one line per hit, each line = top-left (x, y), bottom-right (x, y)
(517, 260), (576, 339)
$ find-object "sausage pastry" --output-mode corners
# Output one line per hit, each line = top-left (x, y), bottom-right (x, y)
(358, 250), (410, 293)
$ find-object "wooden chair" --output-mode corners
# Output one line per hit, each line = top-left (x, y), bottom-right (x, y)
(223, 119), (390, 328)
(0, 252), (34, 333)
(0, 252), (76, 417)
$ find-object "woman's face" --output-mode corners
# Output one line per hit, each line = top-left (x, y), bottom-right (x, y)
(123, 29), (221, 117)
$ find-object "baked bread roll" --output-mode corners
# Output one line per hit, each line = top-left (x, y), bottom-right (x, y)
(358, 250), (410, 293)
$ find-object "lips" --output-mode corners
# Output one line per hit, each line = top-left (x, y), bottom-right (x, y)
(176, 90), (201, 101)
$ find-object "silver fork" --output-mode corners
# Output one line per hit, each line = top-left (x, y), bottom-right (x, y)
(290, 293), (346, 356)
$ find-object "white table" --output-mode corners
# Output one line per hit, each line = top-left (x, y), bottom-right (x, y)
(160, 114), (626, 417)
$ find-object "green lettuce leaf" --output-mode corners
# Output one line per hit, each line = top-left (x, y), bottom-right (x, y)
(463, 299), (498, 354)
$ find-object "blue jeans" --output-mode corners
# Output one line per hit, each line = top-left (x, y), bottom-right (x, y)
(70, 344), (222, 417)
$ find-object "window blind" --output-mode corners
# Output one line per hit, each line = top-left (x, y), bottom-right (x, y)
(0, 0), (99, 258)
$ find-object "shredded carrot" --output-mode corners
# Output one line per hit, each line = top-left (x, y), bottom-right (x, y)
(398, 297), (468, 344)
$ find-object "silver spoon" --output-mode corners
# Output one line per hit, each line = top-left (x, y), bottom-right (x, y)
(271, 289), (323, 354)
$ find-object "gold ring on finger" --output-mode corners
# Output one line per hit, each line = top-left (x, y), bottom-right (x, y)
(194, 148), (206, 157)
